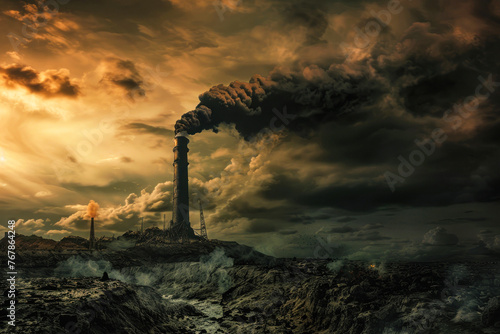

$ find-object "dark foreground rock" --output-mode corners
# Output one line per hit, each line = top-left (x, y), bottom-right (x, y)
(481, 296), (500, 327)
(2, 250), (500, 333)
(219, 260), (500, 333)
(0, 277), (201, 334)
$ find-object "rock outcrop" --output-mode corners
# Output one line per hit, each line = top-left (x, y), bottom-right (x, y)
(0, 277), (203, 334)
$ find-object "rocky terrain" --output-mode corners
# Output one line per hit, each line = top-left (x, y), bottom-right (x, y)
(222, 260), (500, 333)
(1, 277), (204, 334)
(0, 234), (58, 250)
(2, 235), (500, 333)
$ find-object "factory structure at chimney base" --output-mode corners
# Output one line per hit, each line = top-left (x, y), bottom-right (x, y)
(109, 133), (208, 245)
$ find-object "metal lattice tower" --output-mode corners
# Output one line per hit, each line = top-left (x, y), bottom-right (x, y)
(198, 199), (208, 240)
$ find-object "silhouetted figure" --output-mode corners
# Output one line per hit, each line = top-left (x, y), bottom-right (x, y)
(101, 271), (109, 281)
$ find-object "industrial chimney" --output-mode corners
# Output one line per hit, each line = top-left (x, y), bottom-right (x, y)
(171, 132), (195, 239)
(89, 217), (95, 250)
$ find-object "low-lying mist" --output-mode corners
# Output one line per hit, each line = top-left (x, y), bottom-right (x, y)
(54, 248), (234, 295)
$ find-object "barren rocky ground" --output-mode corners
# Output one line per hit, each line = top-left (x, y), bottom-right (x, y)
(2, 240), (500, 333)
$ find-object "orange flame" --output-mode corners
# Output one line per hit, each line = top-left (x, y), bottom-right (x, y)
(86, 200), (100, 218)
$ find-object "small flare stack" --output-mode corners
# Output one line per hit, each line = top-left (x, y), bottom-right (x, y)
(87, 200), (99, 250)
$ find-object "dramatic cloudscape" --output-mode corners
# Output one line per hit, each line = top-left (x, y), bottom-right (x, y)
(1, 0), (499, 260)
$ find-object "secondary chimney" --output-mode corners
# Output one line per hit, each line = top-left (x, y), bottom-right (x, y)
(172, 133), (190, 228)
(89, 217), (95, 250)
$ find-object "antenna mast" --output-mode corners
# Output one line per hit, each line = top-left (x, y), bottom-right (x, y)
(198, 199), (208, 240)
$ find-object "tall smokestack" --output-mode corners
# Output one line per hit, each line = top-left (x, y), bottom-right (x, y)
(172, 132), (190, 228)
(89, 217), (95, 250)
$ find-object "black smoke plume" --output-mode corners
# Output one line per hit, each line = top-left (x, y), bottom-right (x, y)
(174, 67), (381, 140)
(175, 0), (500, 142)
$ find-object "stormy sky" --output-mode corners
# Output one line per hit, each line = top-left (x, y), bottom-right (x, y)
(1, 0), (499, 260)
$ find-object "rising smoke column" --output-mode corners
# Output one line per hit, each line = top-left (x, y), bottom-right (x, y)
(174, 68), (382, 139)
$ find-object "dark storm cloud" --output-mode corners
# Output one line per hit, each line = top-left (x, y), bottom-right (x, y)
(428, 217), (488, 225)
(288, 214), (315, 224)
(282, 1), (329, 45)
(351, 231), (391, 241)
(260, 143), (499, 211)
(216, 199), (286, 221)
(175, 2), (500, 164)
(314, 213), (333, 220)
(279, 230), (298, 235)
(259, 173), (407, 212)
(253, 27), (500, 211)
(100, 59), (146, 100)
(337, 216), (357, 223)
(336, 230), (392, 241)
(329, 223), (384, 234)
(0, 64), (80, 98)
(362, 223), (384, 230)
(61, 0), (175, 31)
(245, 221), (279, 233)
(330, 225), (357, 233)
